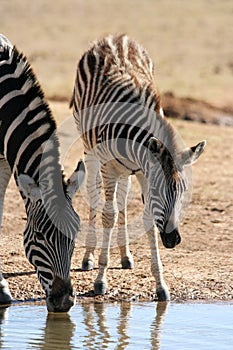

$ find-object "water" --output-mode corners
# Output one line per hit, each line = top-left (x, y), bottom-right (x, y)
(0, 302), (232, 349)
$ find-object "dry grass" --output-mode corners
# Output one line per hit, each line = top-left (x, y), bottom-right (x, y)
(1, 0), (233, 106)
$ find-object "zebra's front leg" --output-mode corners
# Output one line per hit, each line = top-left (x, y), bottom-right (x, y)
(143, 209), (170, 301)
(116, 175), (134, 269)
(147, 228), (170, 301)
(82, 153), (101, 271)
(94, 168), (117, 295)
(0, 158), (12, 303)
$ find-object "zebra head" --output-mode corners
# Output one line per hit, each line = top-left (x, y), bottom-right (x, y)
(147, 137), (206, 249)
(17, 161), (85, 312)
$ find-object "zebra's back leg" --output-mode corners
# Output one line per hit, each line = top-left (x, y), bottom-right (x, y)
(116, 175), (134, 269)
(0, 157), (12, 303)
(143, 208), (170, 301)
(82, 153), (101, 271)
(94, 164), (118, 295)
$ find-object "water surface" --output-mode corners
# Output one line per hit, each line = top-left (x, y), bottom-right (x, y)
(0, 302), (232, 349)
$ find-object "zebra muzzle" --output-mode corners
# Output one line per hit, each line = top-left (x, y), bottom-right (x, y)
(160, 228), (181, 249)
(46, 276), (75, 313)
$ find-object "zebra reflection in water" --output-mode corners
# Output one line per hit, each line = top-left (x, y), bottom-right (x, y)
(27, 302), (168, 349)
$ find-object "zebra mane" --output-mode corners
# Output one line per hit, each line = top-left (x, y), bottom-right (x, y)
(154, 110), (183, 155)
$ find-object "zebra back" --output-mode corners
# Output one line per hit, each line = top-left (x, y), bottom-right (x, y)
(70, 34), (161, 111)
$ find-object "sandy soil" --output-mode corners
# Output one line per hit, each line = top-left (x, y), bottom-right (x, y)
(0, 99), (232, 304)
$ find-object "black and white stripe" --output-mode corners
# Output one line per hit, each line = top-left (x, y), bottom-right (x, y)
(71, 34), (206, 300)
(0, 34), (85, 312)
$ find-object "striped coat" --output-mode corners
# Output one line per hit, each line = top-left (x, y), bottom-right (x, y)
(71, 34), (206, 300)
(0, 34), (85, 312)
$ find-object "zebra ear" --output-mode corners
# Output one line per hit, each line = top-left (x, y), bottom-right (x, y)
(66, 159), (85, 199)
(178, 140), (206, 168)
(18, 174), (41, 201)
(147, 137), (163, 164)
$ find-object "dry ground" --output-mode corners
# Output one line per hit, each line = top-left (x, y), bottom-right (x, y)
(0, 100), (232, 304)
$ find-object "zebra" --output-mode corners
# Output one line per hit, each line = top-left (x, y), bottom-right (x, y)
(70, 34), (206, 301)
(0, 34), (85, 312)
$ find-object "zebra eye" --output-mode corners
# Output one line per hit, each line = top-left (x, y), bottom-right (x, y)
(35, 231), (44, 240)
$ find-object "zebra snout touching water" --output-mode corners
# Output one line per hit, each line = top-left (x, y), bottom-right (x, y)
(0, 34), (85, 312)
(71, 34), (206, 301)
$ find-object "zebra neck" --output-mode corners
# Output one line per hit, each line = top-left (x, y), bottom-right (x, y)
(125, 113), (183, 179)
(0, 46), (66, 206)
(15, 139), (67, 209)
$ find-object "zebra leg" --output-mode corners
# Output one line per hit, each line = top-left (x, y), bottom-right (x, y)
(0, 157), (12, 303)
(116, 175), (134, 269)
(143, 208), (170, 301)
(82, 153), (102, 271)
(94, 166), (117, 295)
(147, 228), (170, 301)
(137, 174), (170, 300)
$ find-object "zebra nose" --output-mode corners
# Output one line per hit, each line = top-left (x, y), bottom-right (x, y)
(46, 276), (75, 313)
(160, 229), (181, 249)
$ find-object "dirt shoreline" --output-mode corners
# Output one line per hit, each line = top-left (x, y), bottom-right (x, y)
(1, 98), (232, 304)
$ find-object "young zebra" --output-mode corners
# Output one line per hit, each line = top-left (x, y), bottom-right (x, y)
(70, 34), (206, 300)
(0, 34), (85, 312)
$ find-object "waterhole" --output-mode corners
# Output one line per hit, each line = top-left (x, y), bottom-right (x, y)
(0, 302), (232, 349)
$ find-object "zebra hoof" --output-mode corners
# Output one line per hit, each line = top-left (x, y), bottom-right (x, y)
(94, 281), (107, 295)
(156, 288), (170, 301)
(0, 279), (12, 304)
(121, 256), (134, 269)
(81, 259), (94, 271)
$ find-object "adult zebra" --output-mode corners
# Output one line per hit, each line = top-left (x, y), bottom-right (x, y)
(70, 34), (206, 300)
(0, 34), (85, 312)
